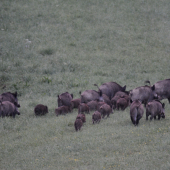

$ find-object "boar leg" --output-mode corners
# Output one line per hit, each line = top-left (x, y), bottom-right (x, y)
(158, 114), (161, 120)
(154, 116), (156, 120)
(168, 98), (170, 103)
(150, 115), (153, 121)
(130, 116), (134, 124)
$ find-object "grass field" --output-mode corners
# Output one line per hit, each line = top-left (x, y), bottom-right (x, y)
(1, 0), (170, 169)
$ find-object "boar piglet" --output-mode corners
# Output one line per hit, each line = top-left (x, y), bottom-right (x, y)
(130, 100), (144, 126)
(116, 97), (129, 111)
(146, 100), (165, 121)
(71, 98), (81, 110)
(92, 111), (101, 124)
(87, 100), (99, 111)
(74, 119), (83, 131)
(34, 104), (48, 116)
(99, 104), (112, 118)
(55, 106), (71, 116)
(76, 113), (86, 123)
(78, 103), (89, 114)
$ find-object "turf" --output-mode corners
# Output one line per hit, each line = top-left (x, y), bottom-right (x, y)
(0, 0), (170, 169)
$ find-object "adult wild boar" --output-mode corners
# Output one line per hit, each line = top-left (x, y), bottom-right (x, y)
(0, 92), (20, 108)
(80, 89), (103, 103)
(151, 79), (170, 103)
(34, 104), (48, 116)
(146, 100), (165, 121)
(74, 119), (83, 131)
(96, 82), (126, 100)
(129, 85), (155, 106)
(130, 100), (144, 126)
(92, 111), (101, 124)
(0, 101), (20, 118)
(57, 92), (73, 107)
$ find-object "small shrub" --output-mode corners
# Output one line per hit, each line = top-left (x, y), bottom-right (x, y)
(39, 48), (54, 56)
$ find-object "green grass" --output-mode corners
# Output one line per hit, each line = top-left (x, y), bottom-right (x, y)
(1, 0), (170, 169)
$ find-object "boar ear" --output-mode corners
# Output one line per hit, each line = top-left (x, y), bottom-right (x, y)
(130, 99), (133, 103)
(13, 91), (17, 97)
(71, 94), (73, 99)
(58, 95), (60, 99)
(162, 103), (165, 108)
(151, 85), (155, 91)
(122, 85), (126, 91)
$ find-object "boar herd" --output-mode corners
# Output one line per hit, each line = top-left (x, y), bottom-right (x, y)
(0, 79), (170, 131)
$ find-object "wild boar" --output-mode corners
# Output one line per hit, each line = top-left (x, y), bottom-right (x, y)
(74, 119), (83, 131)
(130, 100), (144, 126)
(116, 97), (129, 110)
(76, 113), (86, 123)
(97, 82), (126, 100)
(87, 100), (99, 111)
(78, 103), (90, 114)
(97, 102), (106, 111)
(80, 89), (103, 103)
(0, 101), (20, 118)
(57, 92), (73, 107)
(146, 100), (165, 121)
(151, 79), (170, 103)
(129, 85), (155, 106)
(114, 91), (129, 98)
(71, 98), (81, 109)
(99, 103), (112, 118)
(0, 91), (20, 108)
(55, 106), (71, 116)
(34, 104), (48, 116)
(111, 96), (121, 110)
(92, 111), (101, 124)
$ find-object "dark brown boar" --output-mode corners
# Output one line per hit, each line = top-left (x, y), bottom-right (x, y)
(92, 111), (101, 124)
(55, 106), (71, 116)
(71, 98), (81, 109)
(0, 101), (20, 118)
(97, 82), (126, 100)
(146, 100), (165, 121)
(111, 96), (121, 110)
(57, 92), (73, 107)
(0, 91), (20, 108)
(76, 113), (86, 123)
(116, 97), (129, 110)
(151, 79), (170, 103)
(99, 104), (112, 118)
(129, 85), (155, 106)
(78, 103), (90, 114)
(130, 100), (144, 126)
(97, 102), (106, 111)
(87, 100), (99, 111)
(34, 104), (48, 116)
(80, 89), (103, 103)
(74, 119), (83, 131)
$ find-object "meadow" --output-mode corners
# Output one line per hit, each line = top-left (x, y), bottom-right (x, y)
(1, 0), (170, 169)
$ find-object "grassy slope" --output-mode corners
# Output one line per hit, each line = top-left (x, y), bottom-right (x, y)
(0, 0), (170, 169)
